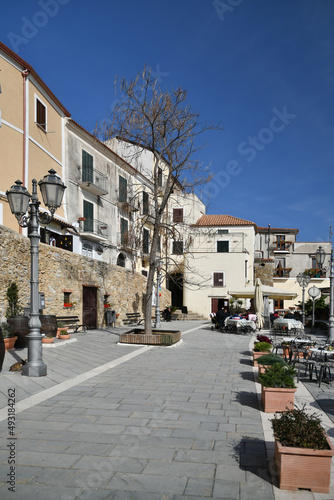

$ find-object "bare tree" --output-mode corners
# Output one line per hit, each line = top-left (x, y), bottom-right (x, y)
(95, 67), (221, 334)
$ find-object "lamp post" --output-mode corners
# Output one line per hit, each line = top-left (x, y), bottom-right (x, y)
(296, 273), (311, 326)
(308, 285), (320, 334)
(316, 245), (334, 342)
(6, 169), (66, 376)
(155, 259), (162, 328)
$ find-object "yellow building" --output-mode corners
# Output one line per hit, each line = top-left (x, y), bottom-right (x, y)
(0, 41), (70, 233)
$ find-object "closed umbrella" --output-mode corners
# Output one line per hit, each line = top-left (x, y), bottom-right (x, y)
(254, 278), (264, 330)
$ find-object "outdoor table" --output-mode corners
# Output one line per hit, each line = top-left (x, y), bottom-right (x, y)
(273, 318), (303, 334)
(282, 337), (310, 344)
(225, 318), (256, 333)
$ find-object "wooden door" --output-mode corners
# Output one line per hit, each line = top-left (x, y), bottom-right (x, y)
(83, 286), (97, 329)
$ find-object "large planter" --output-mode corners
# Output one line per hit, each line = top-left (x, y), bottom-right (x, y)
(4, 336), (18, 352)
(41, 315), (57, 338)
(253, 349), (271, 367)
(261, 386), (296, 413)
(120, 329), (181, 346)
(7, 316), (29, 348)
(274, 436), (334, 492)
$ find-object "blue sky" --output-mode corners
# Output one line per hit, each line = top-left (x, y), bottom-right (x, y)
(1, 0), (333, 242)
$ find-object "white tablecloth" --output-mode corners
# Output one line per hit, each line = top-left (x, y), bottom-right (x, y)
(273, 318), (303, 331)
(225, 318), (256, 331)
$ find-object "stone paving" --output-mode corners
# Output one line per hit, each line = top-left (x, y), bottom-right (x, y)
(0, 321), (333, 499)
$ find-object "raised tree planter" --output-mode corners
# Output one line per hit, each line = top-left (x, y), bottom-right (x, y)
(261, 386), (296, 413)
(275, 436), (334, 492)
(119, 329), (181, 346)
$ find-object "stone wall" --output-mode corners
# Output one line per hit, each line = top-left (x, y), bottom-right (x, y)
(254, 259), (275, 286)
(0, 225), (171, 327)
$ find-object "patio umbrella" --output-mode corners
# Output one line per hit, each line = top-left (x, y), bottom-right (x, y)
(254, 278), (264, 330)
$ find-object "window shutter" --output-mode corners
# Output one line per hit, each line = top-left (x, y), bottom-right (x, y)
(173, 208), (183, 223)
(217, 241), (229, 253)
(213, 273), (224, 287)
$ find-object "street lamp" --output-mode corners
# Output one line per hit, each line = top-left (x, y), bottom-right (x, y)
(296, 273), (311, 326)
(316, 245), (334, 342)
(308, 285), (320, 334)
(6, 169), (66, 377)
(155, 258), (162, 328)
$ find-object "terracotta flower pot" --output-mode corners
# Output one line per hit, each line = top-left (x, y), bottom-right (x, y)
(57, 327), (68, 338)
(42, 337), (55, 344)
(4, 336), (18, 352)
(261, 385), (296, 413)
(58, 333), (71, 340)
(275, 436), (334, 492)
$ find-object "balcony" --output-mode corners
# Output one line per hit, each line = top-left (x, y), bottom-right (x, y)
(304, 268), (326, 279)
(79, 166), (108, 196)
(117, 232), (136, 253)
(274, 267), (292, 278)
(78, 218), (109, 242)
(117, 199), (139, 214)
(272, 241), (292, 252)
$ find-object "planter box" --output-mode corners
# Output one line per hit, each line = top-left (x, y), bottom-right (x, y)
(253, 349), (271, 367)
(275, 436), (334, 493)
(120, 329), (181, 346)
(261, 386), (296, 413)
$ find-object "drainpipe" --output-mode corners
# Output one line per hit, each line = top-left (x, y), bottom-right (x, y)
(21, 69), (30, 234)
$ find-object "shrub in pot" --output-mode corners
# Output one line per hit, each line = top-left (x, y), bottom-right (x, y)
(258, 364), (297, 413)
(256, 353), (287, 374)
(272, 405), (334, 492)
(253, 341), (272, 367)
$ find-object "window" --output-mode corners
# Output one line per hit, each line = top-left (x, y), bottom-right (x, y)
(217, 241), (229, 253)
(217, 229), (228, 234)
(213, 272), (225, 287)
(172, 240), (183, 255)
(143, 228), (150, 254)
(157, 167), (162, 187)
(119, 176), (127, 202)
(142, 191), (149, 215)
(83, 200), (94, 232)
(82, 242), (93, 258)
(120, 218), (128, 245)
(36, 97), (46, 131)
(173, 208), (183, 223)
(276, 235), (286, 250)
(63, 292), (71, 305)
(117, 253), (126, 267)
(82, 150), (93, 182)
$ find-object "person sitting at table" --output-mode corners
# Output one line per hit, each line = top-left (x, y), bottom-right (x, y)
(216, 307), (229, 327)
(284, 311), (295, 319)
(248, 312), (257, 322)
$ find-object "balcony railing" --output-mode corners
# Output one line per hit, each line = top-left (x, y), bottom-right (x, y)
(272, 241), (292, 251)
(304, 268), (326, 278)
(79, 218), (109, 240)
(274, 267), (292, 277)
(79, 166), (108, 196)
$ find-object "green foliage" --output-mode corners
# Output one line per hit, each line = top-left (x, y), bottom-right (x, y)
(0, 321), (13, 339)
(5, 282), (22, 318)
(258, 363), (296, 388)
(253, 341), (272, 352)
(272, 405), (330, 450)
(256, 353), (287, 367)
(295, 297), (328, 319)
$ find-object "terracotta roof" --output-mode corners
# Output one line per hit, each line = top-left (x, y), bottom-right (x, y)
(194, 214), (257, 227)
(257, 226), (299, 234)
(0, 41), (71, 117)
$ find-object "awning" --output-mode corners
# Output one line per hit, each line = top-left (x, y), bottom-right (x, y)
(228, 285), (297, 300)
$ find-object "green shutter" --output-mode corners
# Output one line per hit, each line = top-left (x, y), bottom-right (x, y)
(83, 201), (93, 232)
(217, 241), (229, 253)
(82, 150), (93, 182)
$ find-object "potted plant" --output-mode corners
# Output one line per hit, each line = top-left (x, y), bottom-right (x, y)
(0, 322), (18, 352)
(253, 341), (272, 367)
(256, 352), (287, 374)
(272, 405), (334, 492)
(58, 330), (71, 340)
(258, 363), (297, 413)
(57, 321), (68, 337)
(42, 334), (55, 344)
(5, 282), (28, 348)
